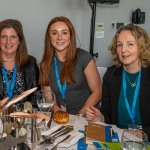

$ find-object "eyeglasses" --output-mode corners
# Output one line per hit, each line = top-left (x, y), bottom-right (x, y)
(0, 35), (19, 43)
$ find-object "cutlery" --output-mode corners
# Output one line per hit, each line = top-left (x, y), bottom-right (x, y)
(42, 126), (66, 140)
(45, 127), (73, 144)
(47, 112), (54, 128)
(40, 126), (73, 145)
(50, 135), (71, 150)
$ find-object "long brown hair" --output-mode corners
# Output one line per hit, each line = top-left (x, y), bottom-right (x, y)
(109, 24), (150, 67)
(0, 19), (28, 71)
(39, 16), (77, 86)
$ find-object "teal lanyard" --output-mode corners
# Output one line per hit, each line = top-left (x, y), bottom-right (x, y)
(54, 56), (66, 100)
(122, 69), (141, 124)
(1, 64), (17, 100)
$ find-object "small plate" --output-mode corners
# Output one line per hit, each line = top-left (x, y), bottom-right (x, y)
(52, 114), (76, 126)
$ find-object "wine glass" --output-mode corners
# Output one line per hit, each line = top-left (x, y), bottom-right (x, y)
(36, 89), (55, 130)
(121, 128), (148, 150)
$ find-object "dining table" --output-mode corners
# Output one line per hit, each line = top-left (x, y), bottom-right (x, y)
(0, 113), (124, 150)
(1, 113), (150, 150)
(25, 114), (124, 150)
(1, 111), (150, 150)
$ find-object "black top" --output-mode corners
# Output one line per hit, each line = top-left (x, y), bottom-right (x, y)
(0, 55), (40, 108)
(101, 65), (150, 141)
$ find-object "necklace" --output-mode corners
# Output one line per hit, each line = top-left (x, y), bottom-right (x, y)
(125, 72), (139, 87)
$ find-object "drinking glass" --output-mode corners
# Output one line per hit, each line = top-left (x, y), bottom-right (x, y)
(121, 128), (148, 150)
(36, 89), (55, 130)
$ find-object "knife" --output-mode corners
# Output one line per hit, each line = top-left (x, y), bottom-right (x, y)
(40, 126), (73, 145)
(45, 127), (73, 144)
(48, 126), (73, 140)
(39, 126), (72, 145)
(47, 111), (54, 128)
(42, 126), (66, 140)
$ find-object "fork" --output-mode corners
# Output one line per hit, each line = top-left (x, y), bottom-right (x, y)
(45, 127), (73, 144)
(50, 135), (71, 150)
(42, 126), (66, 140)
(40, 126), (73, 144)
(42, 125), (72, 140)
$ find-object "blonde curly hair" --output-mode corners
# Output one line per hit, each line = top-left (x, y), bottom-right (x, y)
(109, 24), (150, 68)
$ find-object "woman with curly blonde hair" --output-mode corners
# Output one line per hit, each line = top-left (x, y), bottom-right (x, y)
(109, 24), (150, 67)
(86, 24), (150, 141)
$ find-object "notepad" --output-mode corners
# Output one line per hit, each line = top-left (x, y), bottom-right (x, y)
(85, 122), (112, 144)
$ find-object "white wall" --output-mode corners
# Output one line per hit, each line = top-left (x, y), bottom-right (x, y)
(0, 0), (150, 67)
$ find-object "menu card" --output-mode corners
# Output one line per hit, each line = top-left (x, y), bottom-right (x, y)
(85, 122), (112, 144)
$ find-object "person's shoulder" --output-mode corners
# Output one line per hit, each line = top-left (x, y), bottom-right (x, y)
(142, 66), (150, 78)
(106, 65), (122, 76)
(76, 48), (93, 68)
(28, 55), (36, 60)
(142, 66), (150, 71)
(77, 48), (92, 59)
(77, 48), (88, 53)
(28, 55), (37, 63)
(25, 55), (38, 69)
(107, 65), (117, 71)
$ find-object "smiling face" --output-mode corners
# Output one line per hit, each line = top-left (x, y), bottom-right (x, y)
(49, 21), (70, 55)
(116, 30), (140, 71)
(0, 27), (20, 58)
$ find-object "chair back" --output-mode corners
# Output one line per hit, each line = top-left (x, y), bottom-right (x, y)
(97, 67), (107, 83)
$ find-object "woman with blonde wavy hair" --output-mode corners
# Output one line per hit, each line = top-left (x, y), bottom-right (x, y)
(39, 16), (102, 115)
(86, 24), (150, 141)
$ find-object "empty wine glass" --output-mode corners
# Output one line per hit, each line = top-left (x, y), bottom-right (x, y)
(121, 128), (148, 150)
(36, 89), (55, 130)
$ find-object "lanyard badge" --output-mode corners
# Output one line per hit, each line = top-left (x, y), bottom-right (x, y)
(1, 64), (17, 100)
(122, 69), (141, 124)
(54, 57), (67, 111)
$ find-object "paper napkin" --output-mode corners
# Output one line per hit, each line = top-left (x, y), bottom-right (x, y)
(41, 125), (84, 148)
(58, 130), (84, 148)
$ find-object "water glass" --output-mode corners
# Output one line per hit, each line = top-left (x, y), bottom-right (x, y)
(121, 129), (148, 150)
(36, 89), (54, 113)
(36, 89), (55, 131)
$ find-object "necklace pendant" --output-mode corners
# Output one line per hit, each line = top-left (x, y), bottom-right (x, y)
(131, 83), (136, 87)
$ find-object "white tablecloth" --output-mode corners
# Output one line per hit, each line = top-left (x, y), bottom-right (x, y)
(27, 115), (124, 150)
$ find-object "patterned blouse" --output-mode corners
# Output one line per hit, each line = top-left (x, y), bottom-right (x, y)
(3, 70), (25, 109)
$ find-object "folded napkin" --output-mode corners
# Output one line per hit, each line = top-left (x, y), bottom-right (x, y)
(41, 125), (84, 148)
(41, 125), (62, 136)
(58, 130), (84, 148)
